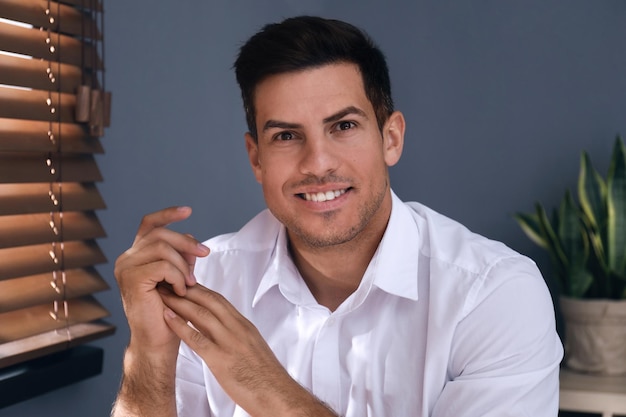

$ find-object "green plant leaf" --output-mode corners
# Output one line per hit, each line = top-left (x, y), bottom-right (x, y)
(536, 202), (568, 289)
(607, 135), (626, 274)
(578, 150), (609, 275)
(513, 212), (548, 248)
(568, 269), (594, 298)
(578, 151), (606, 233)
(558, 190), (589, 269)
(557, 190), (592, 296)
(513, 134), (626, 298)
(584, 220), (607, 272)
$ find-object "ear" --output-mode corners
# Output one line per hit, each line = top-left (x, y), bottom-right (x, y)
(382, 111), (405, 167)
(245, 132), (263, 183)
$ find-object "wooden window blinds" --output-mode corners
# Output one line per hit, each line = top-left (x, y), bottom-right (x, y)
(0, 0), (114, 369)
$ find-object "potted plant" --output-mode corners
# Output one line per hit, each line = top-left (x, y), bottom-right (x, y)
(514, 135), (626, 375)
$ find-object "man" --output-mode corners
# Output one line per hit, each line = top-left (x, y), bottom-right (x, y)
(112, 16), (563, 417)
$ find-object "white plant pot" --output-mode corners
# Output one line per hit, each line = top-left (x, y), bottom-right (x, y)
(560, 296), (626, 375)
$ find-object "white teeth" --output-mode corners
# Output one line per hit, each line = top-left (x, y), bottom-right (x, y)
(303, 189), (346, 202)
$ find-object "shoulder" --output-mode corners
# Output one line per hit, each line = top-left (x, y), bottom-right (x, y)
(400, 199), (545, 313)
(399, 200), (564, 413)
(403, 200), (533, 275)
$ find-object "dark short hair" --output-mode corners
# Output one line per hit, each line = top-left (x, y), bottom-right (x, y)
(234, 16), (394, 140)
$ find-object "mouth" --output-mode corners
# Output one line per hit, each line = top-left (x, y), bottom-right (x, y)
(298, 188), (349, 202)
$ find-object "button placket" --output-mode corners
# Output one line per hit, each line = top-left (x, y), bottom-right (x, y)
(311, 315), (342, 413)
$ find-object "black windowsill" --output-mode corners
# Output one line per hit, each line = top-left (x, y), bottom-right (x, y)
(0, 346), (104, 409)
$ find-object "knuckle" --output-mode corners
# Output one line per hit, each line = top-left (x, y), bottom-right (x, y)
(113, 257), (130, 284)
(157, 260), (184, 279)
(113, 250), (130, 271)
(152, 238), (174, 255)
(194, 304), (214, 321)
(139, 212), (152, 225)
(204, 289), (225, 303)
(189, 327), (208, 348)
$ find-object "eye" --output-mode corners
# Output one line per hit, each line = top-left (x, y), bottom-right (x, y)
(335, 121), (356, 131)
(274, 131), (295, 141)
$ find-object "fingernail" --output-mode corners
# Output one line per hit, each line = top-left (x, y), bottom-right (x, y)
(198, 243), (210, 254)
(164, 308), (177, 319)
(189, 272), (197, 285)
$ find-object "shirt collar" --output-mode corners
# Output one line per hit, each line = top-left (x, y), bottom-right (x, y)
(252, 190), (420, 307)
(252, 224), (310, 307)
(369, 191), (419, 301)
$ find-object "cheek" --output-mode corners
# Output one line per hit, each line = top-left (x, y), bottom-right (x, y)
(355, 150), (387, 175)
(259, 166), (284, 196)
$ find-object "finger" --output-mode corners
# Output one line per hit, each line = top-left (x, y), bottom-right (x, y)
(148, 261), (189, 296)
(134, 206), (193, 243)
(118, 257), (189, 296)
(185, 284), (239, 321)
(160, 284), (248, 342)
(120, 236), (204, 283)
(183, 234), (200, 287)
(132, 228), (210, 262)
(163, 307), (215, 353)
(160, 287), (242, 360)
(131, 229), (209, 283)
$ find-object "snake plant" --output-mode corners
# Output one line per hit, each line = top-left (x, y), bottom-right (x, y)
(514, 135), (626, 299)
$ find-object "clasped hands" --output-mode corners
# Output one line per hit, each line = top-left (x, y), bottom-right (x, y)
(115, 206), (305, 415)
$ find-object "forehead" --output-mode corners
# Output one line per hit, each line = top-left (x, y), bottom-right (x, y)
(252, 63), (372, 122)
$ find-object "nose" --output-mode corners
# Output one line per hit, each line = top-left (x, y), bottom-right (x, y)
(298, 134), (340, 178)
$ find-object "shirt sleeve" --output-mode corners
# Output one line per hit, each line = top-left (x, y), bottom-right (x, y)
(175, 342), (212, 417)
(431, 256), (564, 417)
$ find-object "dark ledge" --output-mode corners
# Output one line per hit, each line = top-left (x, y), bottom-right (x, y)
(0, 346), (104, 409)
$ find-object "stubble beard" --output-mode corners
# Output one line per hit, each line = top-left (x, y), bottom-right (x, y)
(282, 181), (389, 250)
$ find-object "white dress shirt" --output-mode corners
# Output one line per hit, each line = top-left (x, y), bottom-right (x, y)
(175, 192), (563, 417)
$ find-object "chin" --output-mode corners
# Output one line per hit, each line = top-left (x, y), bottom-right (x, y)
(290, 222), (363, 249)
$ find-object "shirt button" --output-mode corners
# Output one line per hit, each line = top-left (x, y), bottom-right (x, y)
(327, 317), (336, 326)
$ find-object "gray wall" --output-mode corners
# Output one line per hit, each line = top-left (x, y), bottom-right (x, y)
(2, 1), (625, 415)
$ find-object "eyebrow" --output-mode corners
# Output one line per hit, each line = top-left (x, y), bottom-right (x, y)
(323, 106), (368, 124)
(262, 120), (302, 132)
(262, 106), (368, 132)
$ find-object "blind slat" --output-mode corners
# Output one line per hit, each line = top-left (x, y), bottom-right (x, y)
(0, 267), (109, 313)
(0, 183), (106, 215)
(0, 296), (110, 343)
(0, 321), (114, 369)
(0, 86), (77, 123)
(0, 211), (106, 249)
(0, 153), (102, 183)
(0, 0), (101, 39)
(0, 21), (100, 68)
(0, 53), (88, 93)
(0, 240), (107, 280)
(0, 118), (103, 153)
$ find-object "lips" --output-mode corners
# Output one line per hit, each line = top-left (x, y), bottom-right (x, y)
(299, 188), (347, 202)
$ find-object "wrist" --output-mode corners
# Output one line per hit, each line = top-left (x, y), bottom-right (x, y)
(283, 387), (339, 417)
(126, 338), (180, 367)
(113, 344), (178, 417)
(254, 378), (339, 417)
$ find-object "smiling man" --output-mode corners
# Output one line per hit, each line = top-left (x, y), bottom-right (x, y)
(112, 16), (563, 417)
(244, 61), (404, 312)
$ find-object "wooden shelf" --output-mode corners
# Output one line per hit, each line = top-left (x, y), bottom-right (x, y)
(560, 368), (626, 417)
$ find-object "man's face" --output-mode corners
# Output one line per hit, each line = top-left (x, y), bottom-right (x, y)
(245, 62), (404, 251)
